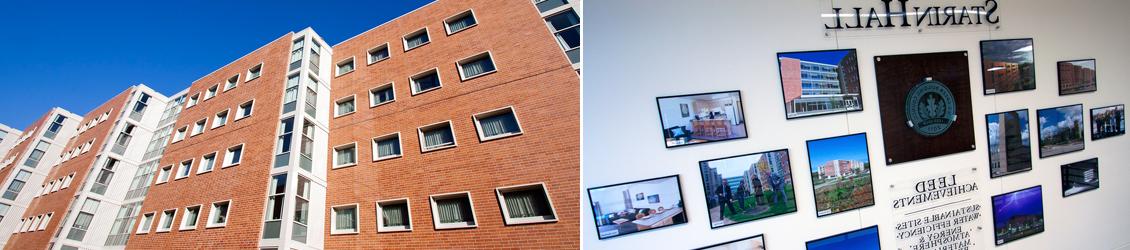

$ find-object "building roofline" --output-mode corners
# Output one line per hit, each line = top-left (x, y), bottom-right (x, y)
(332, 0), (438, 47)
(186, 32), (294, 86)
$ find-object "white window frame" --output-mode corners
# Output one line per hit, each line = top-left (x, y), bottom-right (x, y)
(212, 109), (230, 129)
(246, 63), (263, 82)
(136, 212), (155, 234)
(366, 43), (391, 65)
(198, 152), (218, 174)
(402, 28), (431, 52)
(235, 100), (255, 121)
(206, 200), (231, 228)
(223, 143), (245, 168)
(156, 165), (173, 184)
(375, 198), (412, 232)
(223, 74), (240, 92)
(175, 159), (193, 180)
(409, 68), (443, 95)
(335, 56), (355, 77)
(334, 95), (357, 118)
(205, 84), (219, 100)
(368, 82), (396, 108)
(330, 204), (360, 235)
(186, 93), (200, 108)
(456, 51), (498, 81)
(332, 142), (358, 169)
(428, 191), (478, 230)
(179, 204), (202, 231)
(37, 212), (52, 231)
(443, 9), (478, 35)
(496, 183), (559, 225)
(173, 126), (188, 143)
(371, 132), (403, 161)
(417, 120), (458, 152)
(472, 106), (525, 142)
(62, 173), (74, 188)
(192, 118), (208, 136)
(156, 209), (177, 233)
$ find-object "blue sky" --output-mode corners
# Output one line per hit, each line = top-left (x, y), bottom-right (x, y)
(0, 0), (432, 128)
(987, 110), (1030, 147)
(807, 133), (870, 171)
(1037, 105), (1083, 139)
(778, 50), (852, 65)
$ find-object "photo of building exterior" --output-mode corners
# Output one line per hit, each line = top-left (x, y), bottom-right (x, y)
(1061, 158), (1099, 197)
(806, 133), (874, 217)
(1057, 59), (1097, 95)
(0, 109), (81, 245)
(981, 39), (1036, 95)
(1090, 104), (1125, 140)
(778, 49), (862, 119)
(1037, 104), (1085, 158)
(987, 109), (1032, 178)
(699, 149), (795, 228)
(991, 186), (1045, 245)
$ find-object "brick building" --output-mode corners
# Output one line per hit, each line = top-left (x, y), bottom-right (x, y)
(0, 108), (81, 245)
(0, 124), (22, 158)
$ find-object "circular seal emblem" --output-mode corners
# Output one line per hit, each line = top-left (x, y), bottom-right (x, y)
(905, 77), (957, 137)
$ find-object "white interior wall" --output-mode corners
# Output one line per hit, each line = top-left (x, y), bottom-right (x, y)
(583, 0), (1130, 249)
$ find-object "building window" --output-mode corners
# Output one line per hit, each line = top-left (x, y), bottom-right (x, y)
(497, 183), (558, 225)
(473, 107), (523, 141)
(457, 52), (497, 80)
(335, 57), (355, 77)
(37, 213), (51, 231)
(293, 176), (311, 242)
(44, 115), (66, 139)
(176, 159), (193, 179)
(372, 133), (402, 161)
(114, 124), (135, 154)
(192, 118), (207, 136)
(429, 192), (477, 229)
(156, 209), (176, 232)
(224, 74), (240, 91)
(369, 83), (395, 107)
(290, 37), (305, 70)
(334, 96), (356, 117)
(534, 0), (569, 12)
(67, 198), (100, 241)
(445, 10), (478, 35)
(186, 93), (200, 108)
(403, 28), (431, 51)
(331, 204), (359, 234)
(545, 9), (581, 64)
(213, 110), (229, 128)
(207, 200), (230, 228)
(236, 100), (254, 120)
(2, 170), (31, 200)
(418, 121), (456, 152)
(137, 212), (155, 234)
(333, 143), (357, 168)
(205, 84), (218, 100)
(62, 173), (74, 188)
(284, 74), (300, 113)
(90, 158), (119, 195)
(156, 165), (173, 184)
(173, 126), (187, 142)
(0, 203), (9, 222)
(23, 140), (50, 167)
(263, 174), (286, 239)
(199, 152), (217, 174)
(247, 63), (262, 81)
(224, 144), (243, 167)
(410, 69), (442, 95)
(367, 43), (390, 64)
(377, 199), (411, 232)
(179, 205), (201, 230)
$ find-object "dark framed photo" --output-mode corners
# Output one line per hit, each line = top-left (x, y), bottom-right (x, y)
(981, 38), (1036, 95)
(1061, 158), (1099, 197)
(806, 225), (880, 250)
(991, 185), (1045, 245)
(656, 91), (748, 148)
(985, 109), (1033, 178)
(697, 234), (766, 250)
(699, 149), (797, 229)
(587, 175), (687, 240)
(647, 195), (660, 204)
(1090, 104), (1125, 140)
(636, 193), (644, 201)
(1036, 104), (1085, 158)
(874, 51), (976, 165)
(1056, 59), (1097, 95)
(806, 133), (874, 217)
(776, 49), (863, 119)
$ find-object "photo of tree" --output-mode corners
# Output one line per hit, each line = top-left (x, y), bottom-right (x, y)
(806, 133), (874, 217)
(699, 149), (796, 228)
(991, 186), (1045, 245)
(1090, 104), (1125, 140)
(986, 109), (1032, 178)
(981, 38), (1036, 95)
(1036, 104), (1085, 158)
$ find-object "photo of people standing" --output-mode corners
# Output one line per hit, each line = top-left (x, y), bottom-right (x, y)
(699, 149), (796, 228)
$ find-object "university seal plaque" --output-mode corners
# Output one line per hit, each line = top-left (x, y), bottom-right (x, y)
(905, 77), (957, 137)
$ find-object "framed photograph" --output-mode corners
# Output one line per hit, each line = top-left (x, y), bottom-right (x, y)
(991, 185), (1045, 245)
(806, 133), (874, 217)
(699, 149), (797, 229)
(647, 195), (660, 204)
(777, 49), (863, 119)
(981, 38), (1036, 95)
(697, 234), (766, 250)
(1061, 158), (1099, 197)
(656, 91), (748, 148)
(636, 193), (644, 201)
(805, 225), (880, 250)
(681, 104), (690, 117)
(1090, 104), (1125, 140)
(1056, 59), (1097, 95)
(985, 109), (1033, 178)
(874, 51), (976, 165)
(587, 175), (687, 240)
(1036, 104), (1085, 158)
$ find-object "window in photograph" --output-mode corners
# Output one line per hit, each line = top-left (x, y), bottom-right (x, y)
(156, 165), (172, 184)
(335, 96), (356, 117)
(208, 200), (230, 228)
(224, 74), (240, 91)
(376, 199), (411, 232)
(333, 143), (357, 168)
(205, 84), (218, 99)
(497, 183), (557, 225)
(336, 57), (355, 77)
(410, 69), (442, 95)
(247, 63), (262, 81)
(156, 209), (176, 232)
(199, 152), (217, 173)
(90, 158), (119, 195)
(224, 144), (243, 167)
(44, 114), (66, 139)
(367, 43), (390, 64)
(236, 100), (254, 120)
(429, 192), (476, 229)
(457, 52), (497, 80)
(776, 49), (863, 119)
(192, 119), (206, 136)
(263, 174), (286, 239)
(179, 205), (201, 230)
(473, 107), (522, 141)
(293, 176), (311, 242)
(213, 109), (229, 128)
(173, 126), (187, 142)
(66, 198), (100, 240)
(418, 121), (456, 152)
(2, 170), (31, 200)
(545, 9), (580, 64)
(331, 204), (359, 234)
(186, 93), (199, 108)
(403, 28), (430, 51)
(137, 212), (154, 234)
(176, 159), (193, 179)
(369, 83), (395, 107)
(372, 133), (402, 161)
(444, 10), (477, 35)
(24, 141), (50, 167)
(37, 213), (51, 231)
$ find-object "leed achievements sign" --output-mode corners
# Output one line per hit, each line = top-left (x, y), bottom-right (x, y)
(890, 168), (983, 250)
